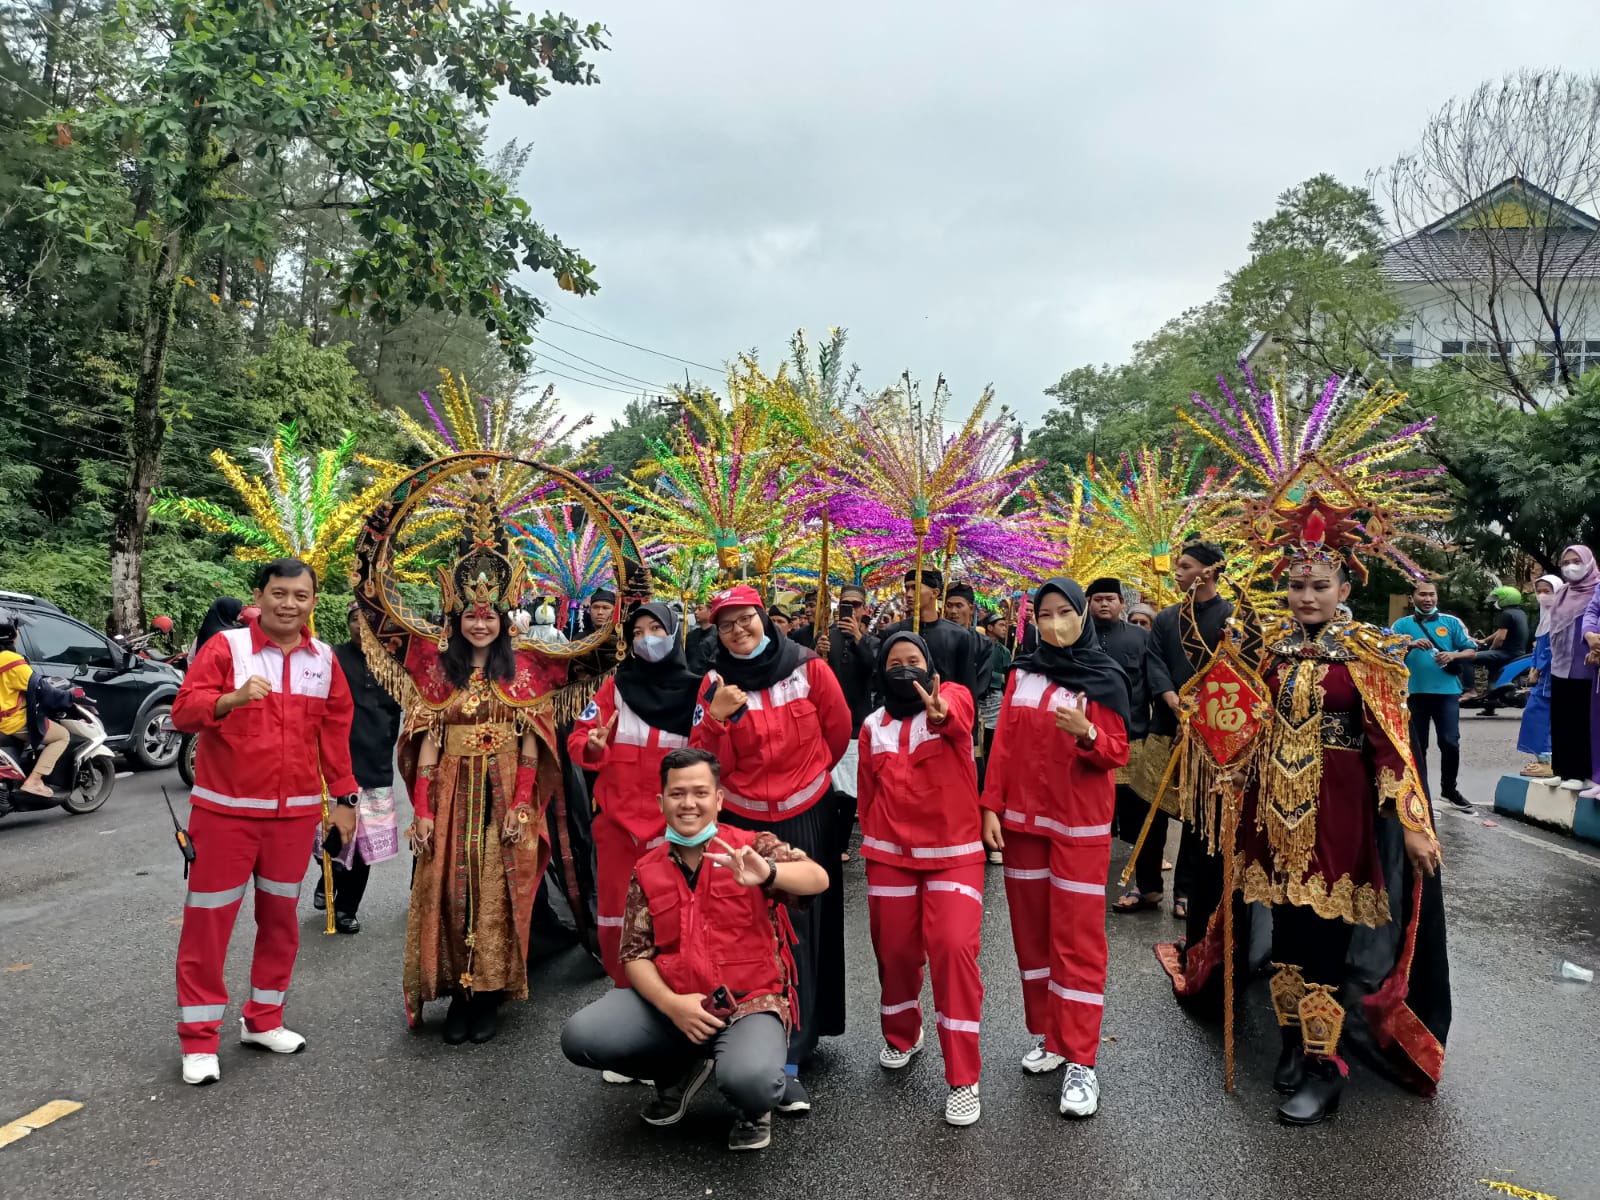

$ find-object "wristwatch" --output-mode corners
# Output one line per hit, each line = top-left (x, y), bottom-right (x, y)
(761, 856), (779, 887)
(334, 793), (361, 809)
(1080, 725), (1099, 746)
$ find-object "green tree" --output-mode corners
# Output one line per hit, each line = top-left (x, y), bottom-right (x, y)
(36, 0), (607, 633)
(1225, 174), (1401, 380)
(585, 397), (678, 487)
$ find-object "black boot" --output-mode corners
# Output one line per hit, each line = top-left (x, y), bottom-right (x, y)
(1276, 1055), (1346, 1125)
(469, 992), (501, 1044)
(443, 993), (472, 1044)
(1273, 1026), (1304, 1095)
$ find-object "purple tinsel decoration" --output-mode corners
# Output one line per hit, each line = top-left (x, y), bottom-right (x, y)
(1299, 375), (1343, 454)
(419, 391), (459, 451)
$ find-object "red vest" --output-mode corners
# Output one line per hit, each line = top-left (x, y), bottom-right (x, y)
(634, 825), (787, 1005)
(567, 677), (683, 843)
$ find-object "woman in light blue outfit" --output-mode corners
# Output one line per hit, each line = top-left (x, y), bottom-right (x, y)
(1518, 575), (1561, 776)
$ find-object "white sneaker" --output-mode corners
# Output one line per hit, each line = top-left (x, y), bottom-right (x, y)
(945, 1083), (981, 1126)
(1021, 1038), (1065, 1074)
(1581, 785), (1600, 800)
(1058, 1063), (1099, 1117)
(1536, 774), (1565, 788)
(181, 1053), (220, 1085)
(602, 1071), (637, 1085)
(1560, 778), (1587, 792)
(239, 1020), (306, 1054)
(879, 1032), (925, 1070)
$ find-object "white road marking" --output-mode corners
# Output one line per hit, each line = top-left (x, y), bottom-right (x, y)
(1439, 806), (1600, 871)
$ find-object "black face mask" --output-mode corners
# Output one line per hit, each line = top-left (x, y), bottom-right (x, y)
(884, 664), (932, 700)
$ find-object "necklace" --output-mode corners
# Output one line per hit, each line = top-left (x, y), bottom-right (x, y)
(460, 667), (493, 717)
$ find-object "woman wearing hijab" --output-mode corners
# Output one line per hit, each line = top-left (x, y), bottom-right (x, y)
(981, 578), (1130, 1119)
(569, 603), (703, 987)
(856, 631), (986, 1127)
(1518, 576), (1562, 778)
(1544, 546), (1599, 792)
(190, 597), (244, 658)
(689, 584), (853, 1114)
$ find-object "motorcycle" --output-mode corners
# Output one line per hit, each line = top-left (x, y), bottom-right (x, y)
(1460, 654), (1535, 715)
(0, 688), (118, 818)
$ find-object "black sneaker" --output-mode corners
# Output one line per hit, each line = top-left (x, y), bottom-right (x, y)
(776, 1074), (811, 1115)
(728, 1112), (772, 1151)
(334, 913), (361, 934)
(640, 1059), (714, 1126)
(312, 888), (326, 912)
(1442, 789), (1474, 811)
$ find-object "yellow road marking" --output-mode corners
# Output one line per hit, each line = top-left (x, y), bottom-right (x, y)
(3, 963), (31, 971)
(0, 1100), (83, 1149)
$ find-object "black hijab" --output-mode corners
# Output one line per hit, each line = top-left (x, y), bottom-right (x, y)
(874, 630), (933, 720)
(196, 598), (244, 649)
(615, 602), (703, 737)
(712, 604), (811, 693)
(1010, 578), (1131, 726)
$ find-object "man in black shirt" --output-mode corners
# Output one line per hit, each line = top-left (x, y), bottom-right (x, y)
(1473, 586), (1532, 715)
(326, 604), (405, 933)
(685, 599), (718, 673)
(1142, 542), (1233, 929)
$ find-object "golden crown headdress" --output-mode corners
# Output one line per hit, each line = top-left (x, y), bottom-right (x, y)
(437, 468), (527, 617)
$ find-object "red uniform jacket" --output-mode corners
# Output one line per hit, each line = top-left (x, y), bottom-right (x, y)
(856, 686), (984, 870)
(688, 658), (852, 821)
(634, 825), (786, 1003)
(172, 624), (357, 819)
(567, 676), (682, 844)
(982, 669), (1127, 845)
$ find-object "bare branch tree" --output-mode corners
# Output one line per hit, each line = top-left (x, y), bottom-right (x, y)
(1377, 69), (1600, 411)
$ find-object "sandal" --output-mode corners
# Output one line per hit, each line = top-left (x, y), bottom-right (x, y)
(1172, 896), (1189, 920)
(1112, 888), (1163, 914)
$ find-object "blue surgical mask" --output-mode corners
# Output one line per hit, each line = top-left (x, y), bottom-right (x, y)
(730, 635), (771, 660)
(665, 820), (718, 848)
(633, 634), (675, 663)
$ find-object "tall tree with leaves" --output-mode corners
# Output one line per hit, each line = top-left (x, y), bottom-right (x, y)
(38, 0), (606, 633)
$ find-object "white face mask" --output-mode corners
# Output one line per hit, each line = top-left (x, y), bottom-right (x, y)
(1563, 563), (1587, 582)
(633, 634), (675, 663)
(1538, 592), (1558, 608)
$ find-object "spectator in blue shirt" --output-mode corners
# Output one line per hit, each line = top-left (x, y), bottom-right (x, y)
(1392, 580), (1477, 811)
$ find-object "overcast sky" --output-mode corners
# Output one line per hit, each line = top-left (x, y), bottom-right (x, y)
(491, 1), (1600, 435)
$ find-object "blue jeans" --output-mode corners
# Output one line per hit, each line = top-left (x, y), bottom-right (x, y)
(1409, 692), (1460, 798)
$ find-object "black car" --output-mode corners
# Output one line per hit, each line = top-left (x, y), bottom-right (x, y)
(0, 590), (183, 770)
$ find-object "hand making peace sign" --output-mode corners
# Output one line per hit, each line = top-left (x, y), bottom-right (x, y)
(912, 672), (948, 723)
(586, 712), (618, 755)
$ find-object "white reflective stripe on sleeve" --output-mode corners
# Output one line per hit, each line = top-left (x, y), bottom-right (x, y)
(190, 785), (279, 811)
(178, 1004), (227, 1023)
(1003, 867), (1050, 881)
(285, 794), (325, 808)
(879, 999), (921, 1015)
(596, 916), (625, 928)
(936, 1011), (981, 1034)
(926, 879), (984, 905)
(185, 882), (249, 909)
(254, 874), (301, 899)
(1048, 981), (1106, 1006)
(866, 885), (918, 898)
(1033, 816), (1113, 839)
(250, 987), (286, 1006)
(1049, 874), (1103, 896)
(1020, 967), (1050, 981)
(910, 841), (984, 859)
(1002, 808), (1027, 824)
(860, 835), (904, 855)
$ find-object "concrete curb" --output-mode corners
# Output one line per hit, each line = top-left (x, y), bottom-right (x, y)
(1493, 774), (1600, 845)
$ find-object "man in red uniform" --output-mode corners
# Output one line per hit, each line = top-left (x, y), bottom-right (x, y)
(171, 558), (358, 1086)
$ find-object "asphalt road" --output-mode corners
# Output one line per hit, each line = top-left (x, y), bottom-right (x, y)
(2, 714), (1597, 1200)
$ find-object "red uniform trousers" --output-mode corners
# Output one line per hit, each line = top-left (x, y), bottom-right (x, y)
(176, 807), (320, 1053)
(592, 810), (663, 987)
(1001, 828), (1110, 1066)
(864, 859), (985, 1086)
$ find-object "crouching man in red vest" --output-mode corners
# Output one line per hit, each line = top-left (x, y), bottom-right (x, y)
(171, 558), (358, 1086)
(561, 746), (828, 1152)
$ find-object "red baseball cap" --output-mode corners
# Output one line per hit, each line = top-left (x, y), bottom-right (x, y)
(708, 584), (764, 620)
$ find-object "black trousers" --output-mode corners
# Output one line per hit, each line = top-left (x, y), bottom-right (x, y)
(1271, 902), (1354, 990)
(721, 795), (847, 1067)
(332, 846), (370, 917)
(1408, 692), (1460, 797)
(1550, 675), (1593, 783)
(1115, 784), (1168, 895)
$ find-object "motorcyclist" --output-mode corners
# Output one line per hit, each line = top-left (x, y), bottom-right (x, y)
(0, 608), (69, 805)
